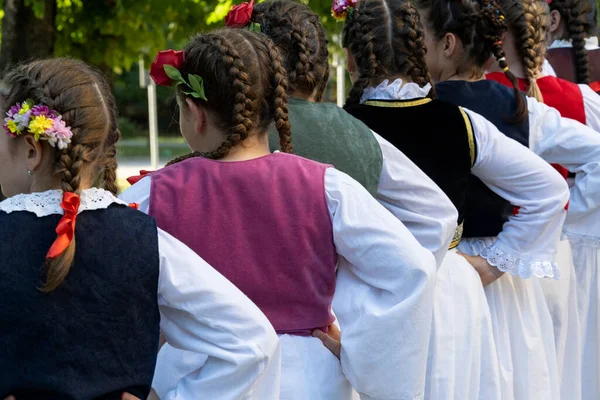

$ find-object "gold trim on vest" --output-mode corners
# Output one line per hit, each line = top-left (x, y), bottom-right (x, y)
(458, 107), (476, 167)
(364, 98), (433, 108)
(449, 222), (464, 250)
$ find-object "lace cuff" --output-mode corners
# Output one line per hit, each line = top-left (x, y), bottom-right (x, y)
(480, 244), (560, 280)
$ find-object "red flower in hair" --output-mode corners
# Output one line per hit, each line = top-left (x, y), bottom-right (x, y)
(225, 0), (254, 28)
(150, 50), (185, 87)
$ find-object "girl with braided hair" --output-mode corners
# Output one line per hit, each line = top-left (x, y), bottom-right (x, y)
(0, 58), (281, 399)
(231, 0), (458, 271)
(545, 0), (600, 89)
(419, 0), (600, 398)
(121, 28), (438, 400)
(485, 0), (600, 132)
(341, 0), (569, 399)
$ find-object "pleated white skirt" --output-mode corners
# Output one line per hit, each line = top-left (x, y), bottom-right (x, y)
(458, 238), (560, 400)
(425, 249), (501, 400)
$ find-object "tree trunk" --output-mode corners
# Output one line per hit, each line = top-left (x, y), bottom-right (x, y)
(0, 0), (57, 71)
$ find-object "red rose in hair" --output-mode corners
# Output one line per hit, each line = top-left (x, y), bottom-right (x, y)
(225, 0), (254, 28)
(150, 50), (185, 87)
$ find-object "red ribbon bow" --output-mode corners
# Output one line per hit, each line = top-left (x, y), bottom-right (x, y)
(126, 170), (153, 185)
(46, 192), (81, 259)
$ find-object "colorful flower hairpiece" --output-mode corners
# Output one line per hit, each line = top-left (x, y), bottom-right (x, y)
(150, 50), (208, 101)
(3, 100), (73, 150)
(331, 0), (358, 21)
(225, 0), (261, 32)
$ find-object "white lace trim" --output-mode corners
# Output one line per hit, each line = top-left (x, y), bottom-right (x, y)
(360, 79), (432, 104)
(563, 230), (600, 249)
(0, 188), (126, 217)
(481, 244), (561, 280)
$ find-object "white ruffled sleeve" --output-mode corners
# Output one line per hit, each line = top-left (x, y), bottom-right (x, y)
(373, 130), (458, 267)
(579, 84), (600, 132)
(527, 97), (600, 246)
(156, 228), (281, 399)
(463, 107), (570, 279)
(119, 176), (152, 213)
(542, 59), (557, 77)
(325, 168), (437, 399)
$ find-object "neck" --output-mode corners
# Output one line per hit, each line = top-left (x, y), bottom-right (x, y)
(219, 132), (271, 162)
(371, 74), (413, 86)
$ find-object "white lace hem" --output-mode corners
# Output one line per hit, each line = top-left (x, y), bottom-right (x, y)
(563, 230), (600, 249)
(481, 245), (561, 280)
(360, 79), (432, 104)
(0, 188), (126, 217)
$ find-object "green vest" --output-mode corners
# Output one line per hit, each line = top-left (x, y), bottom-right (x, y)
(269, 98), (383, 196)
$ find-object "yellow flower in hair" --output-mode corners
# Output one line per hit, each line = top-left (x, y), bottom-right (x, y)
(28, 115), (54, 139)
(18, 102), (31, 115)
(6, 120), (18, 134)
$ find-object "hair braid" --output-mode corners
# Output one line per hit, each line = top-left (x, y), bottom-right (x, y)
(251, 0), (330, 101)
(263, 38), (293, 153)
(167, 34), (257, 165)
(395, 2), (436, 97)
(344, 10), (381, 107)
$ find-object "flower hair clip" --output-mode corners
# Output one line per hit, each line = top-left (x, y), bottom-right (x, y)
(332, 0), (358, 21)
(150, 50), (208, 101)
(225, 0), (262, 32)
(3, 100), (73, 150)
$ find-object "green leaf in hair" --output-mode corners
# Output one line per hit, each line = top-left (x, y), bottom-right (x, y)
(248, 22), (262, 33)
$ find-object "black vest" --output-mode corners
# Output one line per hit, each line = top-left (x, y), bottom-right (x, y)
(269, 97), (384, 196)
(436, 80), (530, 238)
(346, 98), (476, 239)
(0, 205), (161, 400)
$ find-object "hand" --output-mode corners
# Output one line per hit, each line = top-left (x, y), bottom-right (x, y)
(146, 389), (160, 400)
(458, 253), (504, 287)
(312, 324), (341, 359)
(4, 396), (15, 400)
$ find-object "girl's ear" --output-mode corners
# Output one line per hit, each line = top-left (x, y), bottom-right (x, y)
(23, 135), (44, 174)
(442, 32), (459, 59)
(548, 9), (562, 35)
(185, 98), (208, 136)
(345, 48), (359, 83)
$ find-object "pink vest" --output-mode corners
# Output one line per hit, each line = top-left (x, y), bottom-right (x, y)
(150, 153), (337, 335)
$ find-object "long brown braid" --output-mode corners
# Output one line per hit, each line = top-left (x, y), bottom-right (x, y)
(251, 0), (330, 101)
(1, 58), (119, 292)
(417, 0), (528, 121)
(549, 0), (593, 84)
(342, 0), (435, 107)
(495, 0), (548, 102)
(167, 29), (292, 166)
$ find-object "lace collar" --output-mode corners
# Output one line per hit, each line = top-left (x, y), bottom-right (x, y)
(0, 188), (126, 217)
(360, 79), (432, 104)
(549, 37), (600, 50)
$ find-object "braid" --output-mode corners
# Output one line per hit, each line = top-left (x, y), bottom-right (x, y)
(264, 38), (293, 153)
(394, 2), (436, 97)
(251, 1), (330, 101)
(480, 0), (528, 121)
(344, 10), (381, 107)
(168, 34), (257, 165)
(102, 141), (120, 195)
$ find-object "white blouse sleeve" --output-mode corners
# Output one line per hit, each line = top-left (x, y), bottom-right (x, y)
(527, 97), (600, 244)
(373, 130), (458, 267)
(156, 228), (281, 399)
(542, 58), (557, 77)
(325, 168), (437, 399)
(463, 107), (570, 278)
(579, 84), (600, 132)
(118, 176), (152, 213)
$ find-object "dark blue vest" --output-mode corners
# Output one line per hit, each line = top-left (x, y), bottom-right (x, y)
(435, 80), (530, 238)
(0, 205), (160, 400)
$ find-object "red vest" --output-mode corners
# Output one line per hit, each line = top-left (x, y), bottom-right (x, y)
(149, 153), (338, 336)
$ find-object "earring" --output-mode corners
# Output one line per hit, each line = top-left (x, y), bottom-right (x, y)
(27, 169), (32, 176)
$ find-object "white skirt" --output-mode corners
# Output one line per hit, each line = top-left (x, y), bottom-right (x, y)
(458, 238), (560, 400)
(539, 239), (582, 400)
(568, 236), (600, 400)
(425, 249), (501, 400)
(152, 335), (354, 400)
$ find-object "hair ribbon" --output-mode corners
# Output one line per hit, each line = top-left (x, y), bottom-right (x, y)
(46, 192), (80, 259)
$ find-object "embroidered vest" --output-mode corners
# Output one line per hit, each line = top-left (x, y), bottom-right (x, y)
(269, 97), (383, 196)
(0, 205), (160, 400)
(436, 80), (531, 237)
(346, 98), (475, 247)
(149, 153), (337, 336)
(546, 47), (600, 92)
